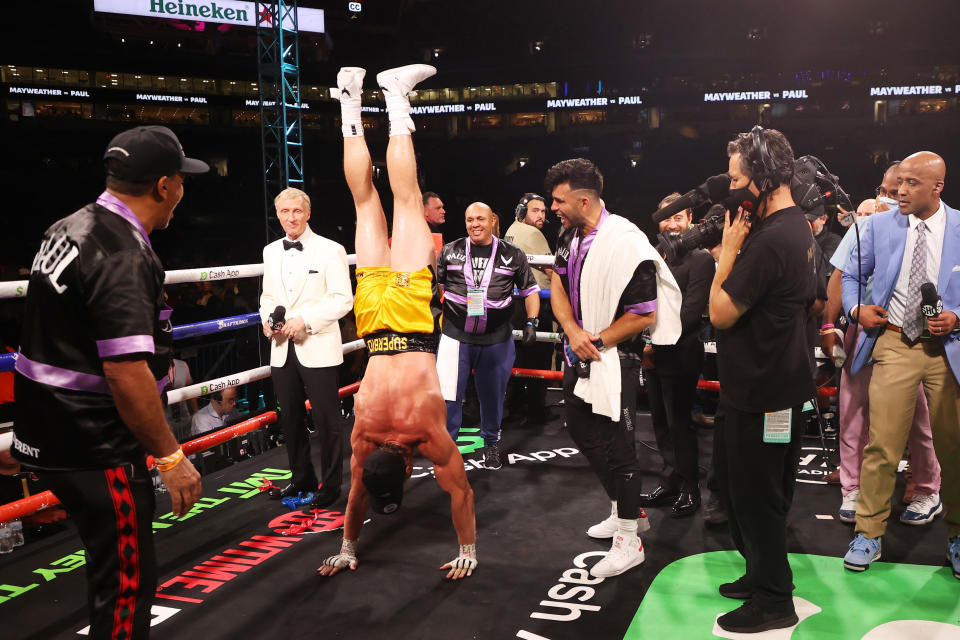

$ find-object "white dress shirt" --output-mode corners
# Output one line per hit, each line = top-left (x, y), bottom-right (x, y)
(886, 201), (946, 326)
(281, 227), (312, 301)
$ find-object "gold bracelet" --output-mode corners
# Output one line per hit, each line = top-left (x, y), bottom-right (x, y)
(156, 448), (184, 472)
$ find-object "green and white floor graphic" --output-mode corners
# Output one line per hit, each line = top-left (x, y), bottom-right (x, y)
(627, 551), (960, 639)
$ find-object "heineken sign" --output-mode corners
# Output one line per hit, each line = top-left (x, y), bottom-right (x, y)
(94, 0), (325, 33)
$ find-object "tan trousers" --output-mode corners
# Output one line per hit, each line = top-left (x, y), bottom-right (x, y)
(858, 330), (960, 538)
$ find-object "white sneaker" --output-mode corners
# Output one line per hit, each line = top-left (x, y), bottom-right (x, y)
(586, 509), (650, 539)
(839, 489), (859, 523)
(586, 512), (618, 539)
(376, 64), (436, 98)
(589, 534), (645, 578)
(901, 492), (943, 525)
(331, 66), (365, 101)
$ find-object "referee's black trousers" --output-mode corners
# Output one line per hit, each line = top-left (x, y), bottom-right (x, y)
(713, 399), (803, 612)
(272, 346), (343, 493)
(563, 361), (644, 519)
(44, 461), (158, 640)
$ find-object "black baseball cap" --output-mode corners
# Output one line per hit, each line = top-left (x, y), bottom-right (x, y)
(103, 125), (209, 183)
(362, 448), (406, 515)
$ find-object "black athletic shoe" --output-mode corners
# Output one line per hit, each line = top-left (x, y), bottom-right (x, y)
(484, 443), (503, 470)
(719, 576), (752, 600)
(302, 486), (341, 512)
(717, 601), (798, 634)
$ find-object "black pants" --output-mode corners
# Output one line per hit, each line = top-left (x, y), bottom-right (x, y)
(713, 398), (803, 611)
(646, 368), (700, 492)
(44, 461), (157, 640)
(563, 361), (643, 519)
(272, 347), (343, 492)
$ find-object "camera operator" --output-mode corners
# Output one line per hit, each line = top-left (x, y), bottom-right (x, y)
(709, 127), (817, 634)
(547, 158), (682, 578)
(806, 205), (842, 269)
(640, 193), (715, 518)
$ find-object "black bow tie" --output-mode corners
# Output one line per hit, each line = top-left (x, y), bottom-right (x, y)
(283, 239), (303, 251)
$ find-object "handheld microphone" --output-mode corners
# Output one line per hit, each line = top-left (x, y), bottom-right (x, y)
(920, 283), (942, 318)
(652, 173), (730, 224)
(268, 305), (286, 331)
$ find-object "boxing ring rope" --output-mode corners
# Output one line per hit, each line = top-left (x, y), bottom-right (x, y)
(510, 368), (838, 399)
(0, 254), (556, 299)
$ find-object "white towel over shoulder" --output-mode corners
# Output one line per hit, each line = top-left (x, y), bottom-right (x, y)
(575, 214), (682, 420)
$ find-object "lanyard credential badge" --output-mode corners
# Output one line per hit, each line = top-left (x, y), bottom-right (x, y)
(467, 288), (486, 317)
(464, 237), (498, 319)
(762, 409), (792, 444)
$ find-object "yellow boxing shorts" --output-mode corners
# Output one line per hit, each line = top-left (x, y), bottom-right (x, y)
(355, 266), (442, 339)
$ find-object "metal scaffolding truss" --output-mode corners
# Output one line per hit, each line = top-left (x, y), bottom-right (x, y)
(256, 1), (304, 242)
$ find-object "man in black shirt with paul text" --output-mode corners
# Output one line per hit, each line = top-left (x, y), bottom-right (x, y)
(709, 127), (817, 634)
(10, 126), (206, 639)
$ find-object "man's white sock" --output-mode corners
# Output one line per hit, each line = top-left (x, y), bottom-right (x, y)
(617, 517), (638, 539)
(385, 92), (414, 136)
(339, 95), (363, 138)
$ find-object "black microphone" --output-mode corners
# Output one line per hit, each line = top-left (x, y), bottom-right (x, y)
(920, 283), (942, 318)
(652, 173), (730, 224)
(268, 305), (286, 331)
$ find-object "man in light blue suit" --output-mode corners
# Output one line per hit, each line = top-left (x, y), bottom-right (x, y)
(840, 151), (960, 576)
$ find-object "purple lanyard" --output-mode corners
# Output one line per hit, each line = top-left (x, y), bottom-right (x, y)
(464, 236), (499, 292)
(96, 191), (152, 248)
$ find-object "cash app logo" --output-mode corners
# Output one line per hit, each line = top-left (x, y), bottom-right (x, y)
(627, 551), (959, 639)
(201, 385), (209, 395)
(200, 271), (208, 281)
(455, 427), (484, 455)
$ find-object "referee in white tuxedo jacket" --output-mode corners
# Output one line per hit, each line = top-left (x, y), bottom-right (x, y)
(260, 188), (353, 508)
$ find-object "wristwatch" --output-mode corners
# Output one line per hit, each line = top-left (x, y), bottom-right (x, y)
(526, 317), (539, 328)
(593, 336), (607, 352)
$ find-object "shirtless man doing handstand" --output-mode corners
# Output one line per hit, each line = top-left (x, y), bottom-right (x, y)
(317, 64), (477, 580)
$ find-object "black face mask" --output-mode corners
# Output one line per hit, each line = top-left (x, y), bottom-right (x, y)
(726, 181), (761, 216)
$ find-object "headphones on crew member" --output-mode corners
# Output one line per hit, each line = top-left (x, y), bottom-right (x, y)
(748, 125), (777, 193)
(515, 193), (545, 221)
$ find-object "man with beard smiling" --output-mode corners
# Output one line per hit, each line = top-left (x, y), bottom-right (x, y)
(640, 193), (714, 518)
(548, 158), (682, 579)
(436, 202), (541, 469)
